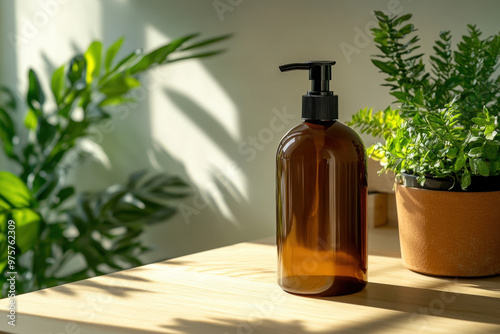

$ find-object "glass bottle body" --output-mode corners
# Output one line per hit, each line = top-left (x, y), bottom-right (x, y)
(276, 120), (367, 296)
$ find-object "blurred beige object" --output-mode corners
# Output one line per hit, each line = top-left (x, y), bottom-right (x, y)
(367, 158), (395, 193)
(367, 193), (388, 228)
(367, 158), (398, 227)
(386, 193), (398, 226)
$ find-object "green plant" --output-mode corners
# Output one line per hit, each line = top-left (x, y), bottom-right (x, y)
(0, 33), (230, 296)
(348, 11), (500, 189)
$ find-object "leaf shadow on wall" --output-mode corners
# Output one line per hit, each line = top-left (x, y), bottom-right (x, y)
(69, 0), (276, 263)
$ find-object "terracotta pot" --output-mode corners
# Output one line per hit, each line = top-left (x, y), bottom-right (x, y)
(395, 183), (500, 277)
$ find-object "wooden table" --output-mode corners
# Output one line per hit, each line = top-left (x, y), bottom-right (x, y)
(1, 226), (499, 334)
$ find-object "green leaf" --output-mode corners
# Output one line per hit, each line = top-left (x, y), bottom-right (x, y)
(67, 55), (87, 88)
(146, 206), (177, 223)
(34, 174), (59, 201)
(0, 107), (16, 159)
(469, 158), (479, 174)
(390, 91), (410, 102)
(373, 10), (389, 21)
(477, 159), (490, 176)
(485, 125), (498, 140)
(116, 254), (142, 267)
(24, 109), (38, 130)
(167, 50), (226, 64)
(433, 160), (444, 169)
(121, 193), (146, 210)
(9, 209), (41, 253)
(36, 118), (57, 149)
(98, 96), (135, 107)
(22, 143), (34, 166)
(374, 36), (389, 46)
(84, 41), (103, 84)
(180, 34), (231, 51)
(483, 143), (498, 160)
(127, 170), (148, 189)
(51, 186), (75, 208)
(0, 171), (36, 210)
(99, 76), (141, 96)
(460, 170), (471, 190)
(468, 147), (483, 158)
(104, 37), (124, 73)
(0, 172), (40, 267)
(491, 160), (500, 175)
(106, 48), (141, 75)
(446, 148), (458, 159)
(472, 117), (488, 126)
(27, 69), (45, 113)
(393, 13), (413, 26)
(112, 209), (147, 222)
(57, 103), (73, 118)
(63, 119), (90, 142)
(371, 59), (398, 75)
(0, 231), (6, 272)
(412, 89), (424, 106)
(367, 144), (385, 160)
(127, 33), (199, 75)
(51, 65), (66, 105)
(398, 24), (414, 36)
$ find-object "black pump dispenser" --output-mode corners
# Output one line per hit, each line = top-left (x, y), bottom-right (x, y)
(279, 61), (338, 121)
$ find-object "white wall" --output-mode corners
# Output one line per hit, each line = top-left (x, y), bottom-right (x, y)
(1, 0), (500, 262)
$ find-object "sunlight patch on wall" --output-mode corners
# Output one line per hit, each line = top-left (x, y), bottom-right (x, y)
(150, 91), (247, 224)
(144, 25), (246, 224)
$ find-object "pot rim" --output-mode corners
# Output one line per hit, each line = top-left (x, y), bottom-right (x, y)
(400, 172), (500, 192)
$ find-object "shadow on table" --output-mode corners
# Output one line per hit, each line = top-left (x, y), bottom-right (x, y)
(320, 281), (500, 326)
(458, 275), (500, 293)
(0, 312), (162, 334)
(154, 260), (193, 266)
(165, 309), (500, 334)
(162, 279), (500, 333)
(34, 269), (153, 298)
(162, 316), (409, 334)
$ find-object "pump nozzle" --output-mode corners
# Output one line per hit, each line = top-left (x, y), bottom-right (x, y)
(279, 61), (336, 96)
(279, 61), (338, 120)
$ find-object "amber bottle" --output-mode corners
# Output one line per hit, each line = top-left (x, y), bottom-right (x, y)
(276, 61), (367, 296)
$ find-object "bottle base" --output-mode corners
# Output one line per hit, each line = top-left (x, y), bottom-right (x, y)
(279, 275), (367, 297)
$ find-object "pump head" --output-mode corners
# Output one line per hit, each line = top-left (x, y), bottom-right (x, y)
(279, 61), (338, 120)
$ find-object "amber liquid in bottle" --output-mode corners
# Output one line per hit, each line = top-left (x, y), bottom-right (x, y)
(276, 119), (367, 296)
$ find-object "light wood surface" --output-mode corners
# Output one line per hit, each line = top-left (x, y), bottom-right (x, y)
(1, 226), (500, 334)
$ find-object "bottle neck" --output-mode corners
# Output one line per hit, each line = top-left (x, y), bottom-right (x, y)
(304, 119), (336, 128)
(302, 94), (338, 120)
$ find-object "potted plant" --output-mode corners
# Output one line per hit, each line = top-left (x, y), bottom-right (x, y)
(349, 11), (500, 277)
(0, 33), (230, 296)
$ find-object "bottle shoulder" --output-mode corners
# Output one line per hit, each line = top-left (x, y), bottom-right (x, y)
(277, 121), (365, 154)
